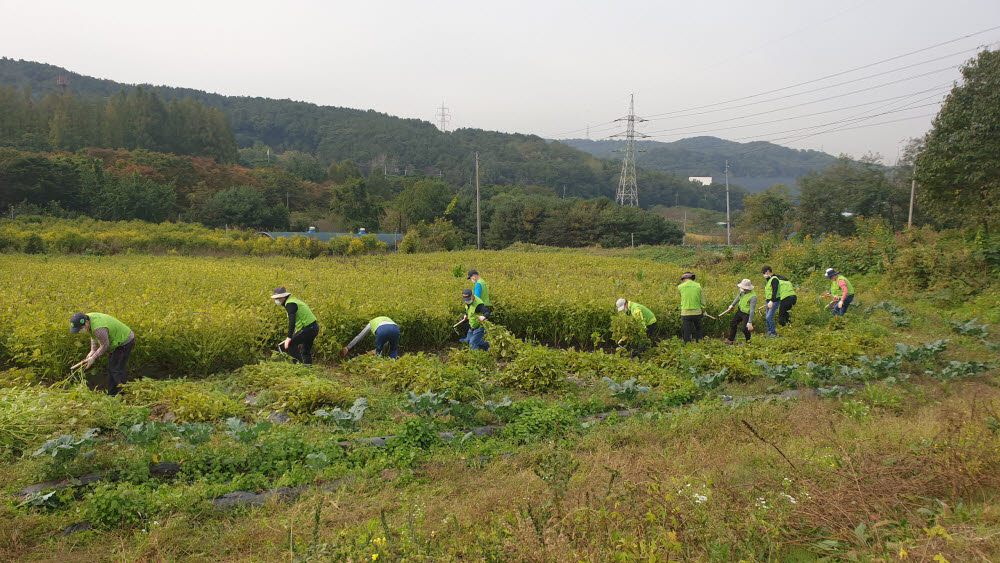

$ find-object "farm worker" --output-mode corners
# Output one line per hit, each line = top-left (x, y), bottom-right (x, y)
(822, 268), (855, 316)
(341, 317), (399, 359)
(270, 286), (319, 364)
(467, 269), (489, 306)
(722, 279), (756, 343)
(460, 287), (490, 351)
(677, 271), (706, 344)
(69, 312), (134, 396)
(615, 298), (657, 337)
(761, 265), (797, 337)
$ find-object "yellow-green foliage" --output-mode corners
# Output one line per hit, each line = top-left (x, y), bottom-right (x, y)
(344, 353), (480, 395)
(229, 361), (350, 415)
(122, 378), (244, 422)
(0, 217), (388, 258)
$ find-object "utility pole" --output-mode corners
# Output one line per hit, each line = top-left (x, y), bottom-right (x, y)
(725, 160), (731, 246)
(612, 94), (647, 207)
(286, 192), (290, 209)
(682, 211), (687, 246)
(475, 152), (481, 250)
(436, 102), (451, 132)
(908, 163), (917, 229)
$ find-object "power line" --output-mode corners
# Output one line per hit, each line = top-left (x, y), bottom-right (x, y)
(640, 26), (1000, 118)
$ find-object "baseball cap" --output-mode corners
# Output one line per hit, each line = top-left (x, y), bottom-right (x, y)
(466, 269), (479, 279)
(69, 312), (88, 333)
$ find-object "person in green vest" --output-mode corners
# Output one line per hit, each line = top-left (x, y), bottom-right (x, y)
(761, 265), (797, 337)
(69, 311), (134, 395)
(677, 271), (706, 344)
(341, 316), (399, 359)
(615, 298), (657, 337)
(722, 278), (757, 343)
(270, 286), (319, 364)
(467, 269), (490, 306)
(460, 287), (490, 351)
(822, 268), (855, 316)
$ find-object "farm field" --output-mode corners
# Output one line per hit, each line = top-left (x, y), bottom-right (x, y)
(2, 237), (999, 561)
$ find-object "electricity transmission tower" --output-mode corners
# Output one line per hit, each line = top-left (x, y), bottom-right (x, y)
(436, 102), (451, 132)
(611, 94), (646, 206)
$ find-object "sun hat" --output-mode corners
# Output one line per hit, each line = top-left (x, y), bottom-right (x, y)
(270, 286), (291, 299)
(69, 312), (88, 333)
(680, 271), (695, 280)
(824, 268), (837, 278)
(616, 298), (627, 311)
(737, 279), (754, 291)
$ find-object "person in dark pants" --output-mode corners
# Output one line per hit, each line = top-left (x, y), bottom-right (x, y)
(616, 298), (657, 356)
(722, 279), (757, 343)
(822, 268), (855, 316)
(70, 312), (135, 395)
(271, 286), (319, 364)
(677, 271), (706, 344)
(460, 288), (490, 351)
(760, 265), (797, 337)
(341, 316), (400, 359)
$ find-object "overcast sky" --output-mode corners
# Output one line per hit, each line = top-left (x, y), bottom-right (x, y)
(3, 0), (999, 162)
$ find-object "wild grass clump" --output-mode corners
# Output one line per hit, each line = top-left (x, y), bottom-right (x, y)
(122, 378), (244, 422)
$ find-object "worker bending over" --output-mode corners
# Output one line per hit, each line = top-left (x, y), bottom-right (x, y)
(460, 288), (490, 351)
(761, 265), (797, 337)
(822, 268), (855, 316)
(271, 286), (319, 364)
(342, 316), (399, 359)
(69, 312), (134, 395)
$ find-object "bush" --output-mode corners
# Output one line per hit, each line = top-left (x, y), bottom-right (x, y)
(86, 483), (157, 530)
(22, 233), (46, 254)
(122, 378), (244, 422)
(495, 346), (567, 391)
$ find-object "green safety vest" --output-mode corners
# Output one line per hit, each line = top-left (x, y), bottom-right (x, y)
(474, 278), (489, 306)
(830, 275), (854, 296)
(285, 297), (317, 332)
(678, 280), (703, 311)
(87, 312), (131, 349)
(777, 278), (796, 300)
(368, 316), (395, 334)
(628, 302), (656, 326)
(466, 296), (486, 329)
(737, 290), (756, 314)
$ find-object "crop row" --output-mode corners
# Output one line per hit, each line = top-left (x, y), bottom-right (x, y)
(0, 251), (849, 377)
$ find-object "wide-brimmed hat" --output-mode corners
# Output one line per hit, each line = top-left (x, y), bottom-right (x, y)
(737, 279), (754, 291)
(270, 286), (291, 299)
(69, 312), (88, 333)
(616, 298), (627, 311)
(680, 271), (695, 280)
(824, 268), (838, 278)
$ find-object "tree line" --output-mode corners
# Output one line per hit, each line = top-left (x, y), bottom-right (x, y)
(0, 85), (237, 162)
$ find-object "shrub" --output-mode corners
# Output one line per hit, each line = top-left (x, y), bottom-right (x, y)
(86, 482), (157, 530)
(122, 379), (244, 422)
(503, 400), (578, 444)
(496, 346), (567, 391)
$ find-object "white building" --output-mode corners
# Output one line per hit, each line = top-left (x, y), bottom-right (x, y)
(688, 176), (713, 185)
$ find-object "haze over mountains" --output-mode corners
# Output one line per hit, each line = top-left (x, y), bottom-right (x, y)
(561, 137), (836, 192)
(2, 58), (836, 201)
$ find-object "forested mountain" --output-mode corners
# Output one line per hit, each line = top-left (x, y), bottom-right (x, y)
(561, 137), (836, 192)
(0, 58), (743, 211)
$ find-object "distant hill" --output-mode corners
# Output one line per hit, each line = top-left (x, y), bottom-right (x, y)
(560, 137), (836, 191)
(0, 58), (744, 211)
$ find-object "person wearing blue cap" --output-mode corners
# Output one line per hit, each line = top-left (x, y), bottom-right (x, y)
(467, 269), (489, 306)
(69, 312), (134, 395)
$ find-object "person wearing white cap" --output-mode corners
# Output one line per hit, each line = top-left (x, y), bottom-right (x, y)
(616, 298), (657, 337)
(721, 279), (757, 343)
(822, 268), (855, 315)
(270, 286), (319, 364)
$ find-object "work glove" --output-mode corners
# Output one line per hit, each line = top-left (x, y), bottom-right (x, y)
(477, 316), (486, 322)
(766, 301), (773, 309)
(282, 337), (291, 350)
(837, 300), (844, 309)
(340, 347), (348, 357)
(85, 356), (96, 369)
(747, 323), (754, 331)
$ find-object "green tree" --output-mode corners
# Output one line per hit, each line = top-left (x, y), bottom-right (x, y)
(330, 178), (383, 231)
(393, 178), (453, 225)
(196, 185), (288, 229)
(797, 155), (905, 235)
(739, 184), (795, 234)
(95, 172), (176, 222)
(917, 49), (1000, 231)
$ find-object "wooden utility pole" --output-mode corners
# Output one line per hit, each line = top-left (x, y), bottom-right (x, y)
(682, 211), (687, 246)
(907, 163), (916, 229)
(475, 152), (481, 250)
